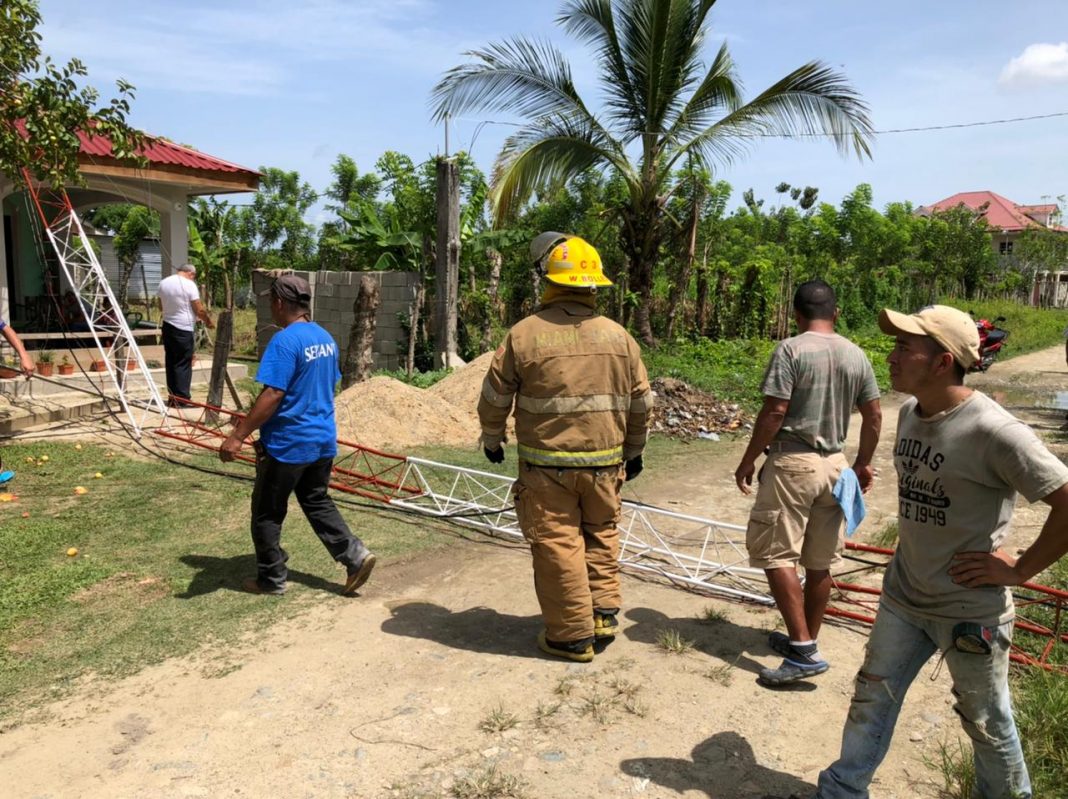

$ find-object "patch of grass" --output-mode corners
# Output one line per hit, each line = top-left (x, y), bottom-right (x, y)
(375, 367), (453, 389)
(553, 675), (578, 697)
(869, 521), (899, 549)
(605, 674), (641, 700)
(704, 661), (736, 687)
(478, 703), (520, 734)
(451, 766), (526, 799)
(622, 696), (648, 718)
(655, 628), (694, 655)
(698, 605), (728, 623)
(580, 692), (617, 724)
(0, 441), (454, 721)
(1012, 666), (1068, 796)
(533, 700), (562, 729)
(927, 738), (976, 799)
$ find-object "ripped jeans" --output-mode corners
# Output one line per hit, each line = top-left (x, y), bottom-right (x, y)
(817, 602), (1030, 799)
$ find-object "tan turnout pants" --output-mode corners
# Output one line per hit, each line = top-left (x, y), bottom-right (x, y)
(513, 461), (625, 643)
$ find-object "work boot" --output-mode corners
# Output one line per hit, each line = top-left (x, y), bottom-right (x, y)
(594, 609), (620, 639)
(537, 630), (594, 663)
(343, 552), (377, 596)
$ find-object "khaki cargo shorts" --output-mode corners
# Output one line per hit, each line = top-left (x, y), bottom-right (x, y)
(746, 451), (848, 571)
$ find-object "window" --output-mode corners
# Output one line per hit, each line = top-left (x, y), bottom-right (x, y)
(999, 240), (1014, 255)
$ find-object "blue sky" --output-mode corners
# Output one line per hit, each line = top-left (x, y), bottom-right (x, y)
(39, 0), (1068, 220)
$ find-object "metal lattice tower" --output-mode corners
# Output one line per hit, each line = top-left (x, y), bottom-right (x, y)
(22, 172), (168, 436)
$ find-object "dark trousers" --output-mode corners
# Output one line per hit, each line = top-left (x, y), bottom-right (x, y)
(162, 322), (194, 400)
(251, 451), (368, 590)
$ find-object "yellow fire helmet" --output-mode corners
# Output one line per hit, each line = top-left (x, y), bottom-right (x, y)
(530, 231), (613, 288)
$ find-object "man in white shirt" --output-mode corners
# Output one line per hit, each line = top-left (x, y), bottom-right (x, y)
(157, 263), (213, 404)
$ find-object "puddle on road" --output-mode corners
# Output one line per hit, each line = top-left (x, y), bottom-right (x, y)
(987, 388), (1068, 411)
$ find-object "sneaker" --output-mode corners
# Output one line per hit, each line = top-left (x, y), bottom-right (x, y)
(343, 553), (376, 596)
(594, 611), (620, 639)
(537, 630), (594, 663)
(767, 631), (792, 657)
(241, 576), (286, 596)
(759, 648), (830, 686)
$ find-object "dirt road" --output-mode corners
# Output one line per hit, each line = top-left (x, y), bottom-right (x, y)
(1, 345), (1064, 799)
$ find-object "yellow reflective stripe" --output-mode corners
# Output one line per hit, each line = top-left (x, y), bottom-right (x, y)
(480, 378), (515, 408)
(515, 393), (630, 414)
(517, 444), (623, 467)
(630, 392), (654, 412)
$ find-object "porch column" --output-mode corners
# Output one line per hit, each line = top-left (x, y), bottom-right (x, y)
(158, 198), (188, 276)
(0, 178), (10, 322)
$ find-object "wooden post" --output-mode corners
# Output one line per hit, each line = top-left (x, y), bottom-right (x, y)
(434, 157), (460, 367)
(341, 276), (380, 390)
(206, 309), (233, 418)
(407, 279), (424, 378)
(481, 247), (502, 353)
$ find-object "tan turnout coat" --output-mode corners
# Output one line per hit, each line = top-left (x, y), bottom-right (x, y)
(478, 299), (652, 467)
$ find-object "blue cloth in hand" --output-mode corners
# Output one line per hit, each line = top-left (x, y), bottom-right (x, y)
(832, 467), (866, 537)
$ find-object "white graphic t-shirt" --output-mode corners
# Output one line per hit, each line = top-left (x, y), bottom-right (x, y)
(882, 391), (1068, 624)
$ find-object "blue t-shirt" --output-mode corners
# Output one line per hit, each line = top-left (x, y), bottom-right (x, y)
(256, 322), (341, 464)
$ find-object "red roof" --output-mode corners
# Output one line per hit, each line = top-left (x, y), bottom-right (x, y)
(78, 129), (259, 177)
(922, 191), (1053, 232)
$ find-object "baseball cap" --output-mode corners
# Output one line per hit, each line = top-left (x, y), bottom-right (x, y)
(260, 274), (311, 306)
(878, 305), (980, 369)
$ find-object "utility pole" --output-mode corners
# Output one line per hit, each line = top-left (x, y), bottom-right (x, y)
(435, 156), (461, 367)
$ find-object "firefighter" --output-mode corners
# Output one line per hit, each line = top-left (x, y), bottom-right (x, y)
(478, 232), (652, 662)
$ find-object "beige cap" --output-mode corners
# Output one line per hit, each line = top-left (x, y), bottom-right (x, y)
(878, 305), (980, 369)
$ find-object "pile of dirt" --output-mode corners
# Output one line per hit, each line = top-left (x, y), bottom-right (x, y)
(334, 376), (480, 451)
(650, 377), (749, 439)
(429, 351), (516, 439)
(427, 350), (495, 410)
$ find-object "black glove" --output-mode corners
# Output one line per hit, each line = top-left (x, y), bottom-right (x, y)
(624, 455), (643, 481)
(483, 446), (505, 464)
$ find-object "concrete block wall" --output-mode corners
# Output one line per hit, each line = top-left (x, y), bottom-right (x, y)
(254, 269), (418, 371)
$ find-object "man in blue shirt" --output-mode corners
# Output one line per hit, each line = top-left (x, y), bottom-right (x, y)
(219, 275), (375, 596)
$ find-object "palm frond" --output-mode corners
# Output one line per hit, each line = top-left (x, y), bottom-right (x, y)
(490, 117), (632, 224)
(663, 40), (741, 143)
(429, 37), (593, 124)
(611, 0), (711, 138)
(669, 59), (874, 171)
(557, 0), (642, 132)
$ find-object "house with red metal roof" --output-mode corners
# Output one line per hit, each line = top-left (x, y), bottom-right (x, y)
(0, 130), (259, 327)
(918, 190), (1066, 257)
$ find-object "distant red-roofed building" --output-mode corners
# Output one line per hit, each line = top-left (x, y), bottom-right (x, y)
(0, 130), (260, 326)
(918, 190), (1066, 257)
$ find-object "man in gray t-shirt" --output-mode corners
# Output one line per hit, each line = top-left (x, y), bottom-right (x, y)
(816, 305), (1068, 799)
(735, 280), (881, 687)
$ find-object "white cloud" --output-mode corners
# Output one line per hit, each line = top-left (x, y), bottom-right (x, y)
(999, 42), (1068, 88)
(38, 0), (456, 97)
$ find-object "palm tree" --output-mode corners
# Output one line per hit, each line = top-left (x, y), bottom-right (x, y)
(430, 0), (873, 345)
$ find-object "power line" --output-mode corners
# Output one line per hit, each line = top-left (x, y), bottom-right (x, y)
(451, 110), (1068, 140)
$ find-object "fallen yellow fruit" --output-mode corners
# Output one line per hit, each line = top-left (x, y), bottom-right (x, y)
(0, 493), (14, 502)
(94, 472), (103, 479)
(67, 547), (78, 557)
(75, 444), (83, 451)
(39, 455), (49, 463)
(74, 486), (88, 495)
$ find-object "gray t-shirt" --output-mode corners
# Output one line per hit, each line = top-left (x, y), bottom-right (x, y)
(761, 332), (879, 453)
(883, 391), (1068, 624)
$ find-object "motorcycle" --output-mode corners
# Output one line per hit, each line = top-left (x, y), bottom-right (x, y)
(969, 312), (1009, 372)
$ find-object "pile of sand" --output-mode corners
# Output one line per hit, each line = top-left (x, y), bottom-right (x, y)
(334, 375), (480, 451)
(429, 351), (516, 439)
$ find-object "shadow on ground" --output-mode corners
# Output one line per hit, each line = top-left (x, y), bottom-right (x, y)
(621, 730), (813, 799)
(623, 606), (818, 692)
(176, 553), (342, 598)
(381, 601), (548, 659)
